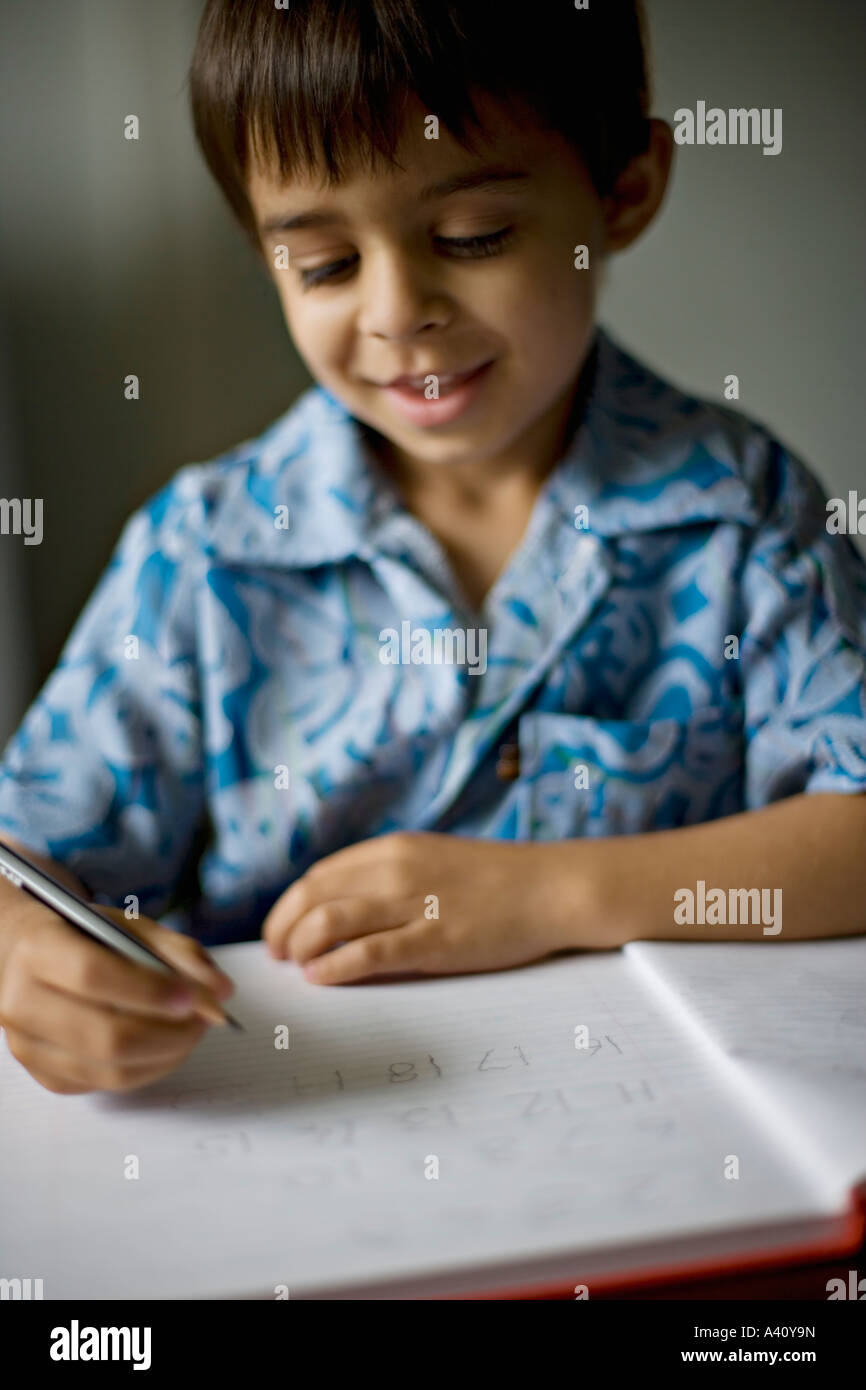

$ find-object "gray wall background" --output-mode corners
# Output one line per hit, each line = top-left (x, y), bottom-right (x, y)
(1, 0), (864, 746)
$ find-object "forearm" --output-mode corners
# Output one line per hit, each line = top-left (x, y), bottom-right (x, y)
(549, 793), (866, 947)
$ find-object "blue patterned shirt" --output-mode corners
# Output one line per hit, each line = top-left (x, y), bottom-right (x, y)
(2, 327), (865, 944)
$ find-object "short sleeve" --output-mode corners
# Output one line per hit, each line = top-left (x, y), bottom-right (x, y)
(740, 442), (866, 807)
(0, 485), (205, 917)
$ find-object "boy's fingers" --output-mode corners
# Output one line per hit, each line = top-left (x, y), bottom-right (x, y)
(99, 908), (235, 999)
(21, 916), (225, 1023)
(1, 980), (209, 1065)
(304, 920), (432, 985)
(282, 896), (415, 964)
(5, 1026), (202, 1094)
(14, 1060), (89, 1096)
(264, 836), (426, 951)
(263, 874), (345, 951)
(263, 868), (387, 951)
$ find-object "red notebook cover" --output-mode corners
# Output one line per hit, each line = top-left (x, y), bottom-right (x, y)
(452, 1181), (866, 1300)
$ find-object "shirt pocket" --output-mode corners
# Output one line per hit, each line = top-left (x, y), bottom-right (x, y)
(514, 705), (743, 840)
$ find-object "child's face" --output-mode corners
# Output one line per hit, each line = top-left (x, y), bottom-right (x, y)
(247, 94), (615, 473)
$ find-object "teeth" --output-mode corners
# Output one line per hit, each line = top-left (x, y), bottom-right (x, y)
(401, 371), (463, 388)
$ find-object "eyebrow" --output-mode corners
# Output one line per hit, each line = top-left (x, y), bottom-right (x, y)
(257, 166), (531, 235)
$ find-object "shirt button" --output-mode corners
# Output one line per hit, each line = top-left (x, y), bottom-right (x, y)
(495, 742), (521, 781)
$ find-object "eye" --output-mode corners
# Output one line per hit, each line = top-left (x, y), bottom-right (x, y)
(298, 254), (359, 289)
(435, 226), (515, 257)
(295, 225), (515, 290)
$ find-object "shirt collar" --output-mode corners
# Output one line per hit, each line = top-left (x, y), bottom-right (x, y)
(545, 327), (761, 538)
(203, 326), (760, 570)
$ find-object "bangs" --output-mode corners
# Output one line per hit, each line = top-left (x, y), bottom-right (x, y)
(189, 0), (651, 252)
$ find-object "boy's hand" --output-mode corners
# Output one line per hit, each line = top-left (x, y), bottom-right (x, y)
(0, 895), (235, 1095)
(263, 833), (581, 984)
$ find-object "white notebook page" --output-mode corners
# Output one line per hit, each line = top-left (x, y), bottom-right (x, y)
(627, 938), (866, 1203)
(0, 942), (843, 1299)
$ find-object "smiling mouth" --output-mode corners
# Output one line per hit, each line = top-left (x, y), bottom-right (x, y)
(377, 362), (493, 392)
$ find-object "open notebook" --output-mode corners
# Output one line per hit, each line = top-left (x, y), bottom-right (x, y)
(1, 937), (864, 1299)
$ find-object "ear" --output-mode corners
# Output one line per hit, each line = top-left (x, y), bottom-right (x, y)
(601, 119), (675, 255)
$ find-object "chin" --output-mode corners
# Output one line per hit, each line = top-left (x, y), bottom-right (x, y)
(411, 435), (515, 467)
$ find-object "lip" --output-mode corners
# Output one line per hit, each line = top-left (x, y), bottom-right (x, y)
(383, 364), (483, 388)
(377, 360), (495, 427)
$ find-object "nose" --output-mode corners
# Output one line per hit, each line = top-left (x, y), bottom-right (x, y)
(356, 243), (450, 341)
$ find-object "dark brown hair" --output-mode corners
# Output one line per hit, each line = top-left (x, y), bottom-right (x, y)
(189, 0), (652, 258)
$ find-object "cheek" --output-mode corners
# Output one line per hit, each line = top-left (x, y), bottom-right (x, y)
(279, 291), (348, 368)
(491, 260), (597, 376)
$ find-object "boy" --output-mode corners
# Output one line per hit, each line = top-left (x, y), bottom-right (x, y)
(1, 0), (864, 1096)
